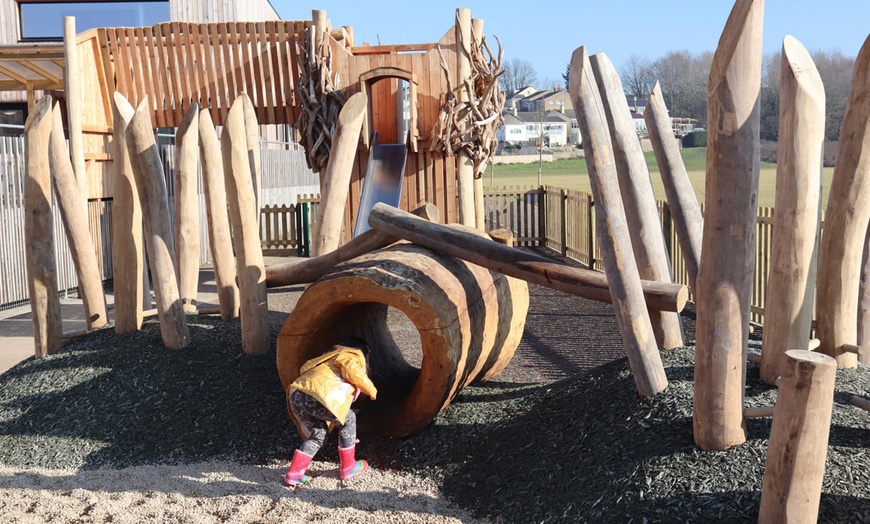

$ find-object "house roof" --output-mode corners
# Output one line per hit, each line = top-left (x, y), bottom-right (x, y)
(502, 113), (524, 125)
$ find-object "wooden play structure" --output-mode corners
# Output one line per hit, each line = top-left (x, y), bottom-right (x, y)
(14, 0), (870, 518)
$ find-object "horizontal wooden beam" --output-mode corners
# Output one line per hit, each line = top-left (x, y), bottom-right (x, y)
(0, 45), (65, 60)
(350, 43), (436, 55)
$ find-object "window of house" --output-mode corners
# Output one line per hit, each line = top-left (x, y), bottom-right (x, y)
(509, 128), (522, 135)
(18, 1), (169, 41)
(0, 104), (27, 137)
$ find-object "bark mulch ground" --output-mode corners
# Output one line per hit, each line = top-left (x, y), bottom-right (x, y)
(1, 247), (869, 523)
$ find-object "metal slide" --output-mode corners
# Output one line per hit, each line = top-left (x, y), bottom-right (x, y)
(353, 132), (408, 237)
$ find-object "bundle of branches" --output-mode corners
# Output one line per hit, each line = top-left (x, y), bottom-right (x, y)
(430, 25), (505, 177)
(296, 28), (346, 173)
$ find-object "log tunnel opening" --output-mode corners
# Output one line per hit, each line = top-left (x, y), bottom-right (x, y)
(276, 244), (530, 438)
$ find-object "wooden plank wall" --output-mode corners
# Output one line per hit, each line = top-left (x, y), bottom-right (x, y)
(169, 0), (280, 24)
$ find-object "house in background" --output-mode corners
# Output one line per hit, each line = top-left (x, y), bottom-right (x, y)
(504, 85), (536, 112)
(497, 111), (528, 144)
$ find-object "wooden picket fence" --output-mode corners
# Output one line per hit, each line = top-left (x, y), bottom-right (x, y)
(484, 185), (780, 325)
(260, 196), (319, 256)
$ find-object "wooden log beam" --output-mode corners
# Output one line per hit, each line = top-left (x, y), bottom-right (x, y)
(851, 395), (870, 411)
(817, 34), (870, 368)
(23, 95), (63, 358)
(590, 52), (684, 350)
(743, 406), (775, 419)
(759, 350), (836, 523)
(111, 92), (145, 333)
(48, 102), (108, 330)
(222, 95), (269, 355)
(311, 92), (367, 256)
(199, 109), (239, 321)
(267, 203), (440, 288)
(127, 97), (190, 350)
(174, 105), (200, 314)
(569, 46), (668, 398)
(455, 8), (475, 227)
(488, 228), (514, 247)
(369, 204), (687, 312)
(760, 37), (825, 386)
(693, 0), (763, 451)
(644, 81), (703, 291)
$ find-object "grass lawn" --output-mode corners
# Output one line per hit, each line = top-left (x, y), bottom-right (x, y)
(484, 147), (835, 210)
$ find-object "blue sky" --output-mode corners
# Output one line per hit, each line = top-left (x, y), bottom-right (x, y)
(272, 1), (870, 87)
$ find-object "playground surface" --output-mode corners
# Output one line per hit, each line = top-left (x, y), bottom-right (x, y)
(1, 249), (868, 522)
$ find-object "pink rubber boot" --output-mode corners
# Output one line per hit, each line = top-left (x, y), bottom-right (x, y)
(284, 450), (313, 486)
(338, 444), (368, 480)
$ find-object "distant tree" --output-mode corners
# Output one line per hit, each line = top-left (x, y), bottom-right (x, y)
(539, 77), (564, 91)
(759, 51), (782, 141)
(812, 49), (854, 141)
(499, 58), (538, 94)
(619, 55), (655, 98)
(562, 62), (570, 90)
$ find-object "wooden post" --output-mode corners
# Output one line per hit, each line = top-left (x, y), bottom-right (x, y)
(644, 81), (703, 291)
(693, 0), (763, 451)
(472, 17), (486, 231)
(488, 228), (514, 247)
(312, 10), (327, 51)
(111, 93), (145, 333)
(62, 16), (87, 206)
(569, 46), (668, 398)
(242, 94), (261, 221)
(23, 96), (63, 358)
(48, 103), (108, 330)
(174, 105), (200, 314)
(455, 8), (475, 227)
(816, 34), (870, 368)
(311, 92), (367, 256)
(368, 204), (688, 312)
(269, 203), (440, 288)
(199, 110), (239, 321)
(590, 53), (684, 350)
(760, 37), (825, 385)
(126, 97), (190, 350)
(222, 96), (269, 355)
(759, 350), (836, 523)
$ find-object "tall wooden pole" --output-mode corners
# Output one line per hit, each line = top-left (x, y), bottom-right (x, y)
(759, 350), (836, 523)
(312, 10), (327, 52)
(222, 96), (269, 355)
(644, 82), (703, 292)
(174, 105), (200, 314)
(590, 53), (684, 350)
(568, 46), (668, 398)
(760, 37), (825, 385)
(311, 92), (367, 256)
(48, 103), (108, 330)
(693, 0), (763, 451)
(198, 109), (239, 321)
(472, 17), (486, 231)
(23, 96), (63, 358)
(127, 98), (190, 350)
(242, 94), (261, 222)
(62, 16), (87, 207)
(455, 8), (475, 227)
(111, 93), (144, 333)
(816, 34), (870, 368)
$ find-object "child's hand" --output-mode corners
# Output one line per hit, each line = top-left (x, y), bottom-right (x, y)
(370, 394), (377, 401)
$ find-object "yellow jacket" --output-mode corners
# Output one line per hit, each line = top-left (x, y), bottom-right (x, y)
(288, 346), (378, 431)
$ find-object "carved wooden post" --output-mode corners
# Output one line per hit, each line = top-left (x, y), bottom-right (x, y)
(693, 0), (763, 451)
(48, 103), (108, 330)
(222, 96), (269, 355)
(311, 92), (367, 256)
(242, 94), (261, 221)
(127, 97), (190, 350)
(644, 81), (704, 291)
(590, 52), (684, 350)
(111, 93), (145, 333)
(557, 59), (670, 397)
(455, 8), (475, 227)
(759, 350), (836, 523)
(199, 109), (239, 321)
(174, 105), (200, 313)
(62, 16), (87, 207)
(816, 34), (870, 368)
(23, 95), (63, 357)
(760, 37), (825, 385)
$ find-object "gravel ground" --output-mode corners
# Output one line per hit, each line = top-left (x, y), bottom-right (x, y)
(1, 248), (869, 523)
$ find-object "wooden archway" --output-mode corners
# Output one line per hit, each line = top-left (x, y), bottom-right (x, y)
(359, 66), (418, 152)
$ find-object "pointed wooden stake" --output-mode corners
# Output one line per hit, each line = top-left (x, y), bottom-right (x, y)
(174, 105), (201, 313)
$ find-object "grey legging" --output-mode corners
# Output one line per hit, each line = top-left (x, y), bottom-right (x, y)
(289, 390), (357, 455)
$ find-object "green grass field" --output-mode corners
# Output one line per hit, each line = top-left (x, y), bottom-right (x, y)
(484, 147), (835, 210)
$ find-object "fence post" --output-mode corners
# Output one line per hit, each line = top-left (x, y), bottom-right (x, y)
(560, 188), (568, 256)
(661, 201), (673, 266)
(538, 185), (546, 247)
(295, 203), (304, 257)
(302, 202), (311, 257)
(586, 192), (595, 268)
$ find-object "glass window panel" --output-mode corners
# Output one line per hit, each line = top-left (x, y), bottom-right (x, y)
(20, 1), (169, 39)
